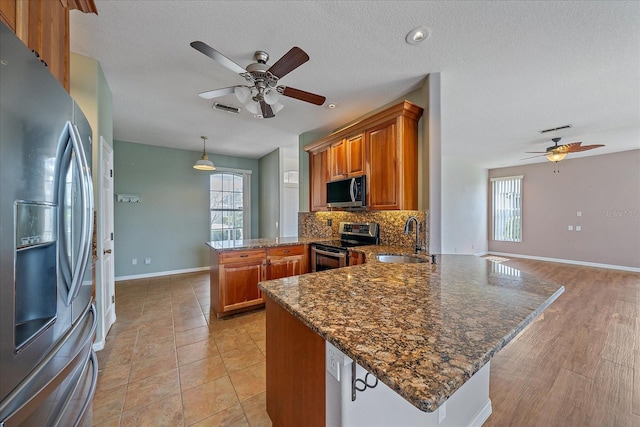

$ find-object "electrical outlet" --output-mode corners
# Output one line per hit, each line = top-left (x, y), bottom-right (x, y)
(327, 219), (332, 226)
(575, 226), (581, 232)
(132, 258), (137, 265)
(568, 225), (573, 231)
(326, 346), (340, 380)
(577, 211), (582, 217)
(145, 257), (151, 264)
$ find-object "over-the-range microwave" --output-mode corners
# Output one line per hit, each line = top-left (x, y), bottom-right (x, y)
(326, 175), (366, 209)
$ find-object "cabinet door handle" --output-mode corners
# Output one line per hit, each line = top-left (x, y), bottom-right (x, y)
(239, 254), (249, 258)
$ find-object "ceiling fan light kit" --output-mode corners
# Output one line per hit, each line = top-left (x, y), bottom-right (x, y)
(545, 152), (568, 162)
(191, 41), (326, 119)
(193, 136), (216, 171)
(522, 136), (605, 171)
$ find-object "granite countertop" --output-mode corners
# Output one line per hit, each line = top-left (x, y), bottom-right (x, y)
(349, 244), (431, 262)
(205, 236), (319, 251)
(258, 254), (564, 412)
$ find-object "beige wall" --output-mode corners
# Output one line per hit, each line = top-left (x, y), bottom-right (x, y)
(489, 149), (640, 269)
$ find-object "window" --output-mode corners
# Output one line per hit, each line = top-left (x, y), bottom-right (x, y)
(210, 169), (251, 242)
(491, 176), (522, 242)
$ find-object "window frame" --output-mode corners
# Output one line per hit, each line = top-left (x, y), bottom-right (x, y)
(490, 175), (523, 242)
(209, 167), (252, 243)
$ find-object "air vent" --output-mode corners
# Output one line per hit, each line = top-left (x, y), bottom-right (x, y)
(212, 103), (240, 114)
(539, 124), (572, 134)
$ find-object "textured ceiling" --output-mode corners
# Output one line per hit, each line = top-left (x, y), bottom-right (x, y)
(70, 1), (640, 168)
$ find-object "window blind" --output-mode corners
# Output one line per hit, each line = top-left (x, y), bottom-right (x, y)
(491, 176), (523, 242)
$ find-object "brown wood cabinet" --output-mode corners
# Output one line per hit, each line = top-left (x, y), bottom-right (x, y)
(349, 250), (365, 266)
(210, 248), (267, 318)
(210, 244), (310, 318)
(329, 134), (364, 181)
(265, 296), (325, 427)
(0, 0), (69, 90)
(0, 0), (17, 31)
(305, 100), (423, 212)
(266, 245), (308, 280)
(0, 1), (96, 92)
(310, 148), (329, 211)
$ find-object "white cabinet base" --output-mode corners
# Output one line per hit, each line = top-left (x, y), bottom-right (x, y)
(326, 342), (492, 427)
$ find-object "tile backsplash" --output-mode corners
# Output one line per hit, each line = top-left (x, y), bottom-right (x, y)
(298, 210), (429, 254)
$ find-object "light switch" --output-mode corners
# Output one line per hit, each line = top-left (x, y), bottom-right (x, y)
(576, 226), (581, 232)
(577, 211), (582, 217)
(568, 225), (573, 231)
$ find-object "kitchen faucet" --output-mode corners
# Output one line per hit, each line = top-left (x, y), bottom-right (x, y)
(403, 216), (421, 254)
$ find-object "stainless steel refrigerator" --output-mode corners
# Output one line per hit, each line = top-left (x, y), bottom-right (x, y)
(0, 21), (98, 426)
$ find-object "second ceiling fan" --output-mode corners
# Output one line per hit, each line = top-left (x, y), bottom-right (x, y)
(191, 41), (326, 118)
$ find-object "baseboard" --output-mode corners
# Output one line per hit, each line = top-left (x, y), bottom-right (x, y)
(115, 266), (209, 282)
(486, 252), (640, 273)
(468, 400), (492, 427)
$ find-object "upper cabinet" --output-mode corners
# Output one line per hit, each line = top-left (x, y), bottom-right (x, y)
(329, 134), (364, 181)
(310, 147), (330, 211)
(305, 101), (423, 211)
(0, 0), (98, 92)
(0, 0), (16, 32)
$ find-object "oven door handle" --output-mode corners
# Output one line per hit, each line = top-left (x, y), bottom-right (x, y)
(313, 248), (347, 258)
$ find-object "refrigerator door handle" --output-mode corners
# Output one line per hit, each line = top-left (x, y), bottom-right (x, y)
(0, 303), (96, 423)
(50, 349), (98, 427)
(66, 123), (93, 304)
(70, 350), (98, 427)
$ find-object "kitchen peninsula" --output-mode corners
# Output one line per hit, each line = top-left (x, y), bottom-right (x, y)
(258, 254), (564, 426)
(206, 237), (317, 318)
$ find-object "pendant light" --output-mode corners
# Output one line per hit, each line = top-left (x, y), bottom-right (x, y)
(193, 136), (216, 171)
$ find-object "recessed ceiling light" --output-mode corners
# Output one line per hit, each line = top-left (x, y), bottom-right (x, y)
(405, 26), (430, 45)
(328, 103), (336, 109)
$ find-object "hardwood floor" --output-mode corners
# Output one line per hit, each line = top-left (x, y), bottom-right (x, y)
(484, 258), (640, 427)
(92, 258), (639, 426)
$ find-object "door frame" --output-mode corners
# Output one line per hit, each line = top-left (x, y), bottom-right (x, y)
(93, 136), (115, 350)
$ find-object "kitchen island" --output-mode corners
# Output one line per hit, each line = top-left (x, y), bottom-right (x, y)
(258, 254), (564, 426)
(206, 237), (318, 318)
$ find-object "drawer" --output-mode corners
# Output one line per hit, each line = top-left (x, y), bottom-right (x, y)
(219, 249), (266, 264)
(267, 245), (305, 258)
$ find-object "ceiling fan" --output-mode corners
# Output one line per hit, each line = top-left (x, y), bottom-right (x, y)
(190, 41), (326, 119)
(523, 137), (605, 163)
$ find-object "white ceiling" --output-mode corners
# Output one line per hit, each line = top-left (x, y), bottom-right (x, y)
(70, 1), (640, 169)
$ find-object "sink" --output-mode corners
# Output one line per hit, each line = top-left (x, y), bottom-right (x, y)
(375, 254), (427, 264)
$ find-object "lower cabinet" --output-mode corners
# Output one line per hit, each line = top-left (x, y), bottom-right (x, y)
(267, 245), (308, 280)
(211, 248), (267, 319)
(210, 244), (309, 319)
(265, 296), (325, 427)
(349, 250), (365, 266)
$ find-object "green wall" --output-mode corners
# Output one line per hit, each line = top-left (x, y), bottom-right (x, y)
(113, 140), (259, 278)
(258, 148), (280, 238)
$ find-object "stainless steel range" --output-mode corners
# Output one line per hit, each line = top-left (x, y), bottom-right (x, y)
(311, 222), (379, 272)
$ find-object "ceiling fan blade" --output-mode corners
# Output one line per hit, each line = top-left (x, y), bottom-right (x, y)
(260, 101), (275, 118)
(520, 154), (547, 160)
(267, 47), (309, 79)
(280, 86), (326, 105)
(566, 144), (605, 153)
(198, 86), (237, 100)
(190, 41), (246, 75)
(554, 142), (582, 153)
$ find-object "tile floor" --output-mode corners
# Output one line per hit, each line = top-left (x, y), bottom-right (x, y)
(92, 271), (271, 426)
